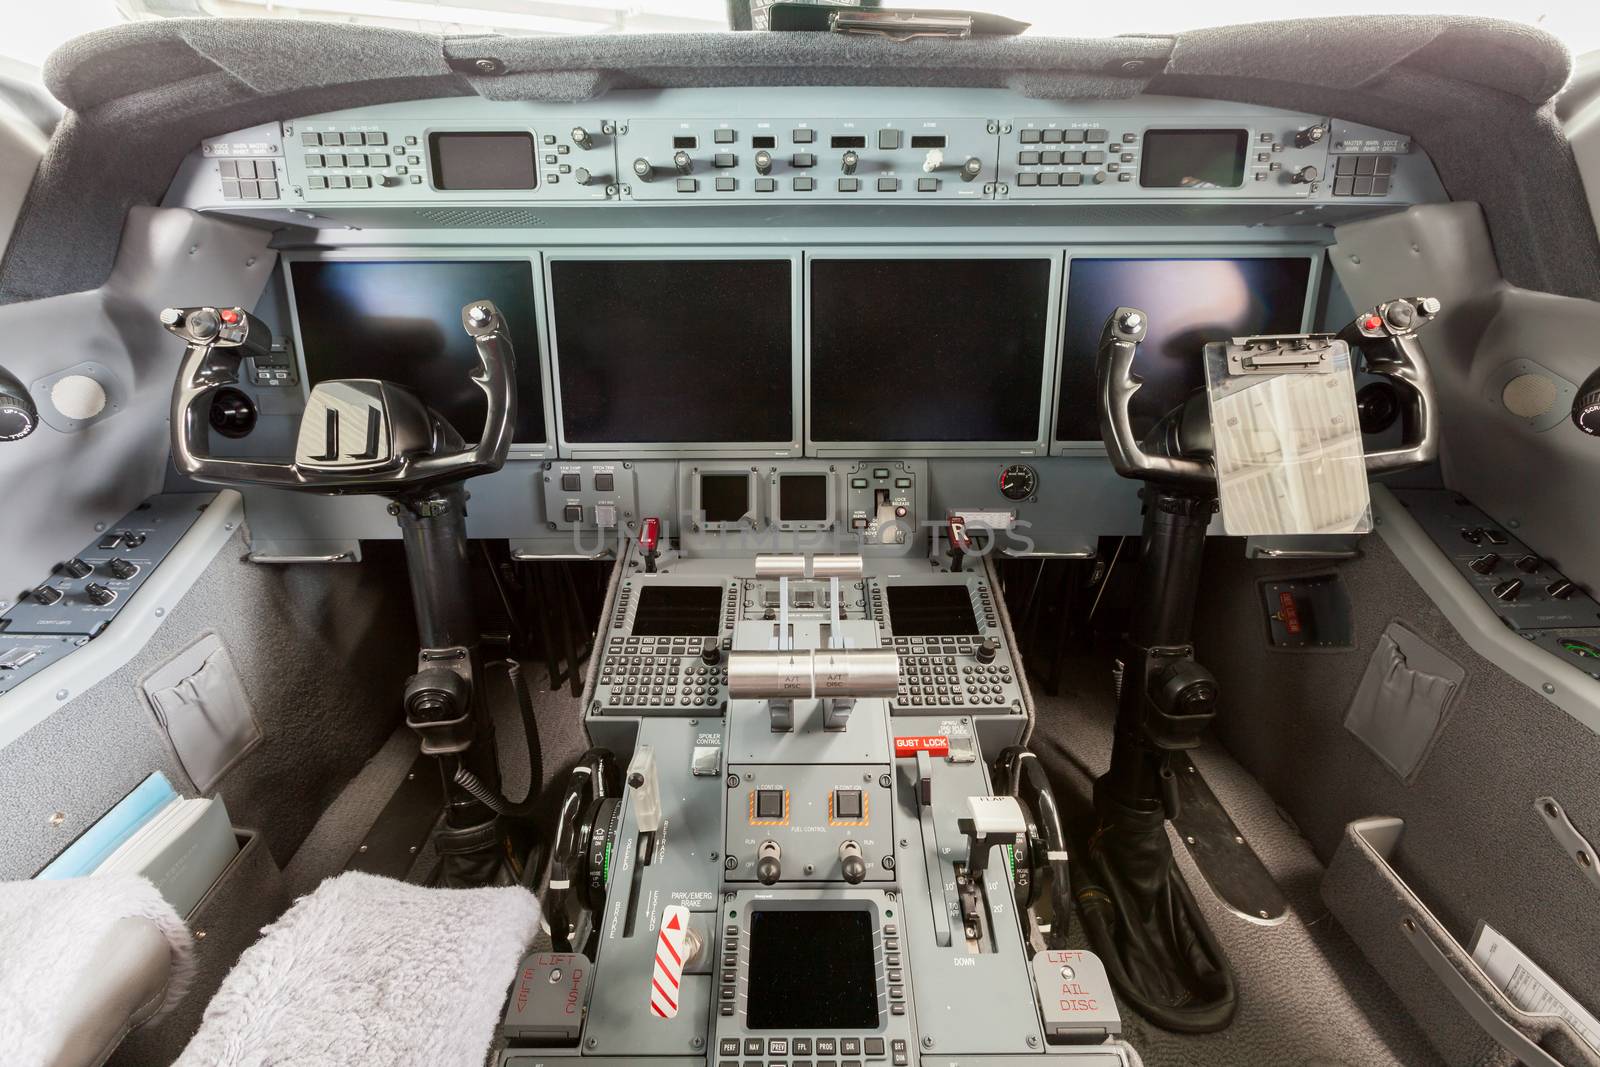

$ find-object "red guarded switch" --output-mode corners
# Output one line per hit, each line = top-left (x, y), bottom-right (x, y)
(638, 516), (660, 553)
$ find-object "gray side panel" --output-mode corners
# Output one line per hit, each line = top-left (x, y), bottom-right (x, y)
(1330, 203), (1600, 597)
(0, 207), (276, 607)
(0, 529), (416, 877)
(1193, 531), (1600, 1018)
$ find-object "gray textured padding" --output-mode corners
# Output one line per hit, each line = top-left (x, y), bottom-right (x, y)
(0, 530), (418, 879)
(1192, 533), (1600, 1032)
(2, 15), (1594, 305)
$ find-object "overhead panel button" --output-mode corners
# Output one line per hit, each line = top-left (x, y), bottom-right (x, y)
(792, 128), (815, 143)
(878, 129), (901, 150)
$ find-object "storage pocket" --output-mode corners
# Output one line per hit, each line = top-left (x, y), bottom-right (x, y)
(141, 633), (262, 793)
(1343, 621), (1463, 781)
(1322, 817), (1599, 1067)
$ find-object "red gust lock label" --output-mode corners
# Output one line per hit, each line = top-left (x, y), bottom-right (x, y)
(894, 735), (950, 757)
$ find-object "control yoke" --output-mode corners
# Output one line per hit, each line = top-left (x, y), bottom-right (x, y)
(162, 301), (517, 495)
(1095, 296), (1442, 486)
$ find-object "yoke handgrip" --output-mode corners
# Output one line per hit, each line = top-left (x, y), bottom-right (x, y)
(1095, 306), (1213, 488)
(1338, 296), (1440, 474)
(163, 300), (517, 495)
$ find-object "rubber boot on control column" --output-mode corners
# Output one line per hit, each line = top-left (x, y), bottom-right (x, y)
(433, 815), (518, 888)
(1073, 781), (1237, 1033)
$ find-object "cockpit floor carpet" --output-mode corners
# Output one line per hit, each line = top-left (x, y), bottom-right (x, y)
(1029, 653), (1443, 1067)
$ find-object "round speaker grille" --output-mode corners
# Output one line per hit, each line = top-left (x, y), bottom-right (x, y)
(50, 374), (107, 421)
(1502, 373), (1559, 419)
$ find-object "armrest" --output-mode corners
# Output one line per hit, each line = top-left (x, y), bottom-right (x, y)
(46, 916), (175, 1067)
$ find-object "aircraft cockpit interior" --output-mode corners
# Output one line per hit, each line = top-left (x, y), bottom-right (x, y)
(3, 4), (1600, 1066)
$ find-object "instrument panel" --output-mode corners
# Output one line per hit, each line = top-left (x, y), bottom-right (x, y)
(164, 86), (1447, 559)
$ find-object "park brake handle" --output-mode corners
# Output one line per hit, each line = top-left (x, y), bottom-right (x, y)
(163, 300), (517, 495)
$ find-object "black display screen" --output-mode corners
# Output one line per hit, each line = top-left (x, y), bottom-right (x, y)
(550, 259), (794, 444)
(631, 586), (723, 637)
(290, 260), (545, 443)
(810, 258), (1052, 443)
(1054, 257), (1312, 441)
(886, 585), (980, 637)
(779, 474), (829, 522)
(1139, 129), (1248, 189)
(701, 473), (751, 523)
(428, 132), (538, 190)
(747, 910), (879, 1030)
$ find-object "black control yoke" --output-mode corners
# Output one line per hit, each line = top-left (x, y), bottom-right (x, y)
(1095, 296), (1441, 488)
(162, 301), (516, 495)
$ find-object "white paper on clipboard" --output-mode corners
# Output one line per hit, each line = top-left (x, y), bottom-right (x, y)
(1470, 921), (1600, 1054)
(1203, 338), (1372, 536)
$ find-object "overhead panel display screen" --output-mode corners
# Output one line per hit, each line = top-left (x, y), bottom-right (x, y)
(1139, 129), (1248, 189)
(810, 258), (1053, 443)
(290, 260), (546, 443)
(746, 910), (879, 1030)
(428, 132), (537, 190)
(551, 259), (794, 444)
(1054, 257), (1311, 442)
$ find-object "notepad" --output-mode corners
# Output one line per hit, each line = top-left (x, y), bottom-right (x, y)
(35, 771), (239, 917)
(35, 772), (178, 880)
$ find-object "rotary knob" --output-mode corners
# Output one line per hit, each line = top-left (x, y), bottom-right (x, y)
(961, 156), (983, 182)
(672, 150), (692, 175)
(754, 149), (773, 176)
(107, 558), (139, 580)
(1295, 124), (1327, 148)
(1574, 367), (1600, 437)
(701, 638), (721, 667)
(1493, 578), (1524, 602)
(1469, 553), (1500, 575)
(631, 157), (654, 182)
(976, 636), (1000, 664)
(570, 126), (594, 149)
(1292, 165), (1320, 184)
(841, 150), (859, 175)
(0, 367), (38, 442)
(61, 558), (92, 579)
(574, 167), (610, 187)
(85, 582), (117, 606)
